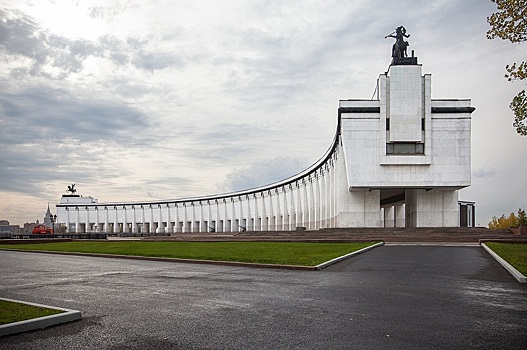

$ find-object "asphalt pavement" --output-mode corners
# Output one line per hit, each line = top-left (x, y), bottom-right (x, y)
(0, 245), (526, 349)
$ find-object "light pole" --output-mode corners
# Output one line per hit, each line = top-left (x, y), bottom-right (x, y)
(50, 214), (57, 235)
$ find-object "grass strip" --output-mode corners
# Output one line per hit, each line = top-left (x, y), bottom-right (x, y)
(0, 300), (63, 325)
(0, 241), (377, 266)
(485, 242), (527, 275)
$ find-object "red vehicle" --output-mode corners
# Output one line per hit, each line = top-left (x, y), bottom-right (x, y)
(32, 224), (53, 234)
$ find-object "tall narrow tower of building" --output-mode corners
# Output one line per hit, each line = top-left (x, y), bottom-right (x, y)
(338, 28), (474, 227)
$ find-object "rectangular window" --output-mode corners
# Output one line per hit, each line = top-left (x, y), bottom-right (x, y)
(386, 142), (424, 155)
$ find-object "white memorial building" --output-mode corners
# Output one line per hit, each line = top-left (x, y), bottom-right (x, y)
(56, 43), (475, 233)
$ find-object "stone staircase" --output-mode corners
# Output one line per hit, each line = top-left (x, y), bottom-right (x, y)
(234, 227), (516, 243)
(154, 227), (524, 243)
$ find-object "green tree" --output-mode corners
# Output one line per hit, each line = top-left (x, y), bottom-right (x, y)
(518, 208), (527, 226)
(487, 0), (527, 136)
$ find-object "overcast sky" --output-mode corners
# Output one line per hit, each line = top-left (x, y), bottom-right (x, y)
(1, 0), (525, 227)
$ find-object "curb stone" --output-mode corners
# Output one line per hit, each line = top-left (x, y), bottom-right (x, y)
(0, 297), (81, 337)
(315, 242), (385, 269)
(480, 243), (526, 283)
(1, 242), (385, 271)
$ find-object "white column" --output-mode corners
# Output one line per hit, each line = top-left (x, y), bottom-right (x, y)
(309, 177), (316, 230)
(166, 204), (172, 234)
(327, 164), (333, 227)
(199, 202), (205, 232)
(332, 156), (337, 227)
(239, 197), (245, 231)
(384, 206), (395, 227)
(141, 205), (146, 234)
(269, 191), (278, 231)
(322, 169), (328, 229)
(123, 206), (128, 233)
(156, 205), (162, 234)
(268, 191), (274, 230)
(85, 207), (89, 233)
(104, 207), (109, 233)
(283, 186), (289, 231)
(65, 208), (71, 233)
(253, 194), (259, 231)
(191, 202), (196, 233)
(131, 206), (136, 233)
(149, 205), (154, 234)
(75, 207), (80, 233)
(183, 203), (188, 233)
(261, 193), (267, 231)
(231, 199), (237, 232)
(223, 199), (229, 232)
(94, 207), (99, 232)
(246, 195), (252, 231)
(291, 181), (302, 230)
(140, 205), (145, 234)
(315, 174), (322, 230)
(216, 200), (221, 232)
(295, 183), (301, 228)
(175, 204), (180, 233)
(303, 180), (309, 228)
(319, 171), (325, 229)
(321, 168), (329, 228)
(114, 206), (119, 233)
(395, 204), (405, 227)
(275, 189), (281, 231)
(207, 201), (213, 232)
(329, 163), (333, 226)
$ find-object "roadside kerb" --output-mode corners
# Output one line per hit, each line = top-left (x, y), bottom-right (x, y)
(315, 241), (385, 270)
(0, 297), (81, 337)
(480, 243), (526, 283)
(0, 241), (384, 271)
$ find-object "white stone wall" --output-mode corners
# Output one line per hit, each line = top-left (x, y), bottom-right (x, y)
(341, 67), (471, 191)
(406, 189), (459, 227)
(388, 65), (423, 142)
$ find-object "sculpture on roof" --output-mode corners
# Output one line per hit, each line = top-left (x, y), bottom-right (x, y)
(67, 183), (77, 195)
(385, 26), (410, 59)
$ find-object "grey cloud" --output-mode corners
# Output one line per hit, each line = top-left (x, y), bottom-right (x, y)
(194, 122), (273, 143)
(0, 86), (150, 145)
(131, 50), (181, 71)
(97, 34), (184, 72)
(0, 9), (43, 57)
(0, 141), (111, 197)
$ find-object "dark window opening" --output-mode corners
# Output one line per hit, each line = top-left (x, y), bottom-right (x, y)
(386, 142), (424, 155)
(386, 118), (390, 130)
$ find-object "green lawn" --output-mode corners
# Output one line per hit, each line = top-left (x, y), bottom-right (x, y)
(0, 300), (63, 325)
(0, 241), (377, 266)
(485, 242), (527, 275)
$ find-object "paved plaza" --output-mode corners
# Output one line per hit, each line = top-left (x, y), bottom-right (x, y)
(1, 245), (526, 349)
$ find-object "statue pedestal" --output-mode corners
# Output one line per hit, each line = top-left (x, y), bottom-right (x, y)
(392, 57), (418, 65)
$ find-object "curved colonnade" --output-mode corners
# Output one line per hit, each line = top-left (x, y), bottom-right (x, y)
(58, 124), (344, 234)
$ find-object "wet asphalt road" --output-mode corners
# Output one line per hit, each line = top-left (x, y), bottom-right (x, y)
(0, 245), (526, 350)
